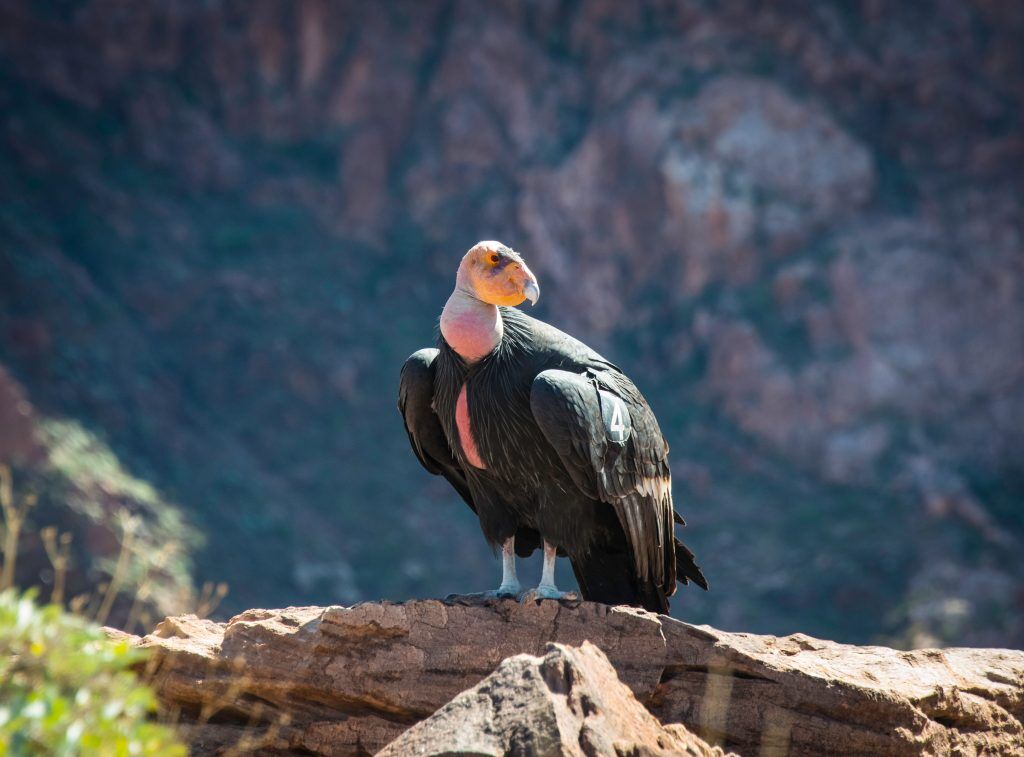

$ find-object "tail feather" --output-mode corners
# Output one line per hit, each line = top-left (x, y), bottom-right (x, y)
(570, 548), (669, 614)
(674, 537), (709, 591)
(570, 508), (708, 612)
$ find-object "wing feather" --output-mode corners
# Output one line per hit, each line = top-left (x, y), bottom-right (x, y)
(398, 348), (476, 512)
(399, 348), (545, 559)
(530, 368), (703, 595)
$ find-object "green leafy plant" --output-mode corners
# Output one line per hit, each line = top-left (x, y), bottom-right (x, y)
(0, 590), (185, 755)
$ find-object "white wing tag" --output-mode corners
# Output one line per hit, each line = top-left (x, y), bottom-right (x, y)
(598, 390), (631, 444)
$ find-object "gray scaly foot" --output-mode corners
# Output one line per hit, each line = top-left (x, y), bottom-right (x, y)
(520, 583), (579, 603)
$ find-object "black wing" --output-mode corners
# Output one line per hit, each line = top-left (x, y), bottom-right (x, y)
(399, 348), (542, 557)
(398, 348), (476, 512)
(530, 368), (707, 597)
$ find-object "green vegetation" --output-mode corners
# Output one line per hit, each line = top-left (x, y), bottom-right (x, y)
(0, 464), (190, 753)
(0, 590), (185, 755)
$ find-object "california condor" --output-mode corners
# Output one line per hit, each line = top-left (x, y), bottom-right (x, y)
(399, 241), (707, 613)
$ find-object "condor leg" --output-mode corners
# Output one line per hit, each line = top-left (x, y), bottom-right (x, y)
(490, 536), (522, 598)
(521, 541), (577, 602)
(445, 536), (524, 601)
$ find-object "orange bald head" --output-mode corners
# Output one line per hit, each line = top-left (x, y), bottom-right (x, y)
(456, 241), (539, 307)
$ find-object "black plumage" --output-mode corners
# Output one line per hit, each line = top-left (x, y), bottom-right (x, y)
(399, 304), (707, 614)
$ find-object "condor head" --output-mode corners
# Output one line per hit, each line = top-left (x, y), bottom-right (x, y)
(456, 241), (539, 307)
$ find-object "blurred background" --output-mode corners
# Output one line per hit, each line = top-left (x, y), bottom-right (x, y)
(0, 0), (1021, 649)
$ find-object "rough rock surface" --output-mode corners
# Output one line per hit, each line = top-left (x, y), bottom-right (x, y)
(125, 598), (1024, 756)
(378, 641), (725, 757)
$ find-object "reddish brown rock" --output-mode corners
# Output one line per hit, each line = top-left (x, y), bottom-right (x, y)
(378, 641), (726, 757)
(126, 598), (1024, 756)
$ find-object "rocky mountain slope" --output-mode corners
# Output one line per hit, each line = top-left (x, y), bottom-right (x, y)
(0, 365), (196, 629)
(115, 597), (1024, 755)
(2, 1), (1022, 645)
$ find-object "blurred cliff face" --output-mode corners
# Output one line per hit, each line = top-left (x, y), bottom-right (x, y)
(0, 1), (1021, 646)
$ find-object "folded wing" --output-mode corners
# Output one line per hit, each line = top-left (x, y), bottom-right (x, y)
(531, 368), (706, 597)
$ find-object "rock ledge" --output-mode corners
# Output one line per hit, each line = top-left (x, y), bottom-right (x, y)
(121, 597), (1024, 755)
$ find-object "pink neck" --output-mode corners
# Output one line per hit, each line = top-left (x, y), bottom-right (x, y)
(439, 286), (503, 362)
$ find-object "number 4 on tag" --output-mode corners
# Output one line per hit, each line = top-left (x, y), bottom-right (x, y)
(609, 399), (625, 441)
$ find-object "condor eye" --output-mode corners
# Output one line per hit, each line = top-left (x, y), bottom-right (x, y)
(489, 254), (500, 264)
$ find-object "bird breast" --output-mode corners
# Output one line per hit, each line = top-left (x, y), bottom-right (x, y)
(455, 383), (487, 469)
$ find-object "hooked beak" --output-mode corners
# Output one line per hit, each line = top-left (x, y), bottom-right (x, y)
(522, 279), (540, 306)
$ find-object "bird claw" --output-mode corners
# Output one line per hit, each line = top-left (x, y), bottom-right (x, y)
(490, 583), (525, 600)
(519, 585), (579, 604)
